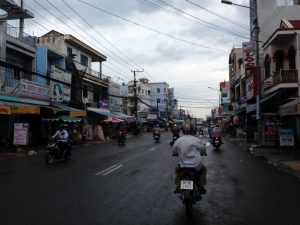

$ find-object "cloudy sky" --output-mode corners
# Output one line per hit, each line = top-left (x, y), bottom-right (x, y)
(10, 0), (250, 118)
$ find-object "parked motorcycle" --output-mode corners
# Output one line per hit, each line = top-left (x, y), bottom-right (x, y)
(211, 136), (222, 150)
(45, 140), (72, 164)
(117, 131), (126, 146)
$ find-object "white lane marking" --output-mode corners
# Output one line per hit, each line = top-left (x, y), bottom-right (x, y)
(148, 147), (156, 151)
(95, 165), (118, 176)
(102, 165), (124, 176)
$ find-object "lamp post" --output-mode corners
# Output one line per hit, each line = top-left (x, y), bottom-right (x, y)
(221, 0), (261, 145)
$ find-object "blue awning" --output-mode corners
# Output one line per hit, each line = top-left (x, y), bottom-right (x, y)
(87, 107), (116, 118)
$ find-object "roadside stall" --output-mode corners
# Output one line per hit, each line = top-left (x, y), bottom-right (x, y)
(42, 115), (82, 144)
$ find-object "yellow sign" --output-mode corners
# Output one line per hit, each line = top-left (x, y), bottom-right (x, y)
(69, 111), (86, 117)
(0, 105), (40, 115)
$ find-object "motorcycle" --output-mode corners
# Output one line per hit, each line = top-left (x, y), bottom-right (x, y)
(174, 142), (210, 216)
(179, 168), (201, 216)
(117, 131), (126, 146)
(45, 139), (72, 164)
(154, 134), (160, 143)
(170, 133), (180, 146)
(211, 136), (222, 150)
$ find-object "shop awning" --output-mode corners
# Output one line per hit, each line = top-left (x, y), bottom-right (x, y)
(43, 115), (82, 123)
(279, 98), (300, 116)
(111, 111), (134, 119)
(52, 103), (86, 117)
(87, 107), (116, 118)
(0, 101), (40, 115)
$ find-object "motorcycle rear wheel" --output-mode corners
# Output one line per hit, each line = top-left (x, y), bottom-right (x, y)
(183, 190), (193, 217)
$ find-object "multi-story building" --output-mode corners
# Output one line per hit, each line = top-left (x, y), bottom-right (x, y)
(36, 30), (113, 126)
(150, 82), (169, 120)
(0, 1), (49, 145)
(226, 1), (300, 145)
(122, 78), (151, 120)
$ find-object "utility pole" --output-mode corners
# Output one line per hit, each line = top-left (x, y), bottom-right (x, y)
(131, 69), (144, 120)
(19, 0), (24, 38)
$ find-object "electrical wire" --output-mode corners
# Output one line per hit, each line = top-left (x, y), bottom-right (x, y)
(27, 0), (136, 81)
(76, 0), (229, 53)
(155, 0), (249, 39)
(184, 0), (249, 30)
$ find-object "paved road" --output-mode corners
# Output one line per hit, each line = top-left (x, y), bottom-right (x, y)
(1, 132), (300, 225)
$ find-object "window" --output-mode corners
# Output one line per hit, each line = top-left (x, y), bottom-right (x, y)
(67, 47), (72, 56)
(157, 88), (160, 93)
(148, 90), (151, 95)
(94, 88), (99, 102)
(274, 50), (285, 72)
(264, 55), (271, 78)
(80, 54), (88, 67)
(238, 58), (243, 69)
(138, 86), (141, 93)
(288, 46), (296, 69)
(83, 85), (88, 98)
(164, 88), (166, 93)
(277, 0), (293, 6)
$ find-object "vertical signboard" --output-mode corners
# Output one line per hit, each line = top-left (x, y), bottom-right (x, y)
(13, 123), (29, 146)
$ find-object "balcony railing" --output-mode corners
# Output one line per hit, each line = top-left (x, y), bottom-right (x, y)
(263, 69), (298, 90)
(74, 61), (108, 80)
(7, 24), (35, 47)
(273, 69), (298, 85)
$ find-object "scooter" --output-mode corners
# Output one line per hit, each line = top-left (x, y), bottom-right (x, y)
(211, 136), (222, 150)
(45, 139), (72, 164)
(174, 142), (210, 217)
(170, 133), (180, 146)
(117, 131), (126, 146)
(154, 134), (160, 143)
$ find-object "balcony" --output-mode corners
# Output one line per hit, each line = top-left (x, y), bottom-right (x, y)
(264, 69), (298, 95)
(0, 75), (50, 101)
(74, 61), (108, 80)
(7, 24), (35, 47)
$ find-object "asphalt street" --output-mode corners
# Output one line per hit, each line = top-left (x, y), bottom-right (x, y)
(1, 132), (300, 225)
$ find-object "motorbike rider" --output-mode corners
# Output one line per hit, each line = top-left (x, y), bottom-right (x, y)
(153, 124), (161, 139)
(117, 121), (127, 140)
(170, 124), (180, 146)
(172, 132), (207, 195)
(211, 124), (223, 143)
(51, 124), (70, 154)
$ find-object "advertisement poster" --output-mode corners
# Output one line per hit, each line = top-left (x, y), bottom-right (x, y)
(264, 117), (282, 145)
(13, 123), (29, 146)
(279, 129), (294, 146)
(51, 81), (71, 102)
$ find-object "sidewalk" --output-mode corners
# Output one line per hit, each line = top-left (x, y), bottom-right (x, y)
(0, 134), (135, 160)
(226, 135), (300, 179)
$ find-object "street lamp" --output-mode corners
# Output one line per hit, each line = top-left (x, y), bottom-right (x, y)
(221, 0), (261, 145)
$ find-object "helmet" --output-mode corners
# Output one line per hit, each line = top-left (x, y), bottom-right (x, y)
(156, 124), (159, 127)
(174, 124), (178, 127)
(59, 124), (64, 131)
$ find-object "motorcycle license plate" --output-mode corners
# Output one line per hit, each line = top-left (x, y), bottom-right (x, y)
(215, 140), (219, 144)
(181, 180), (193, 190)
